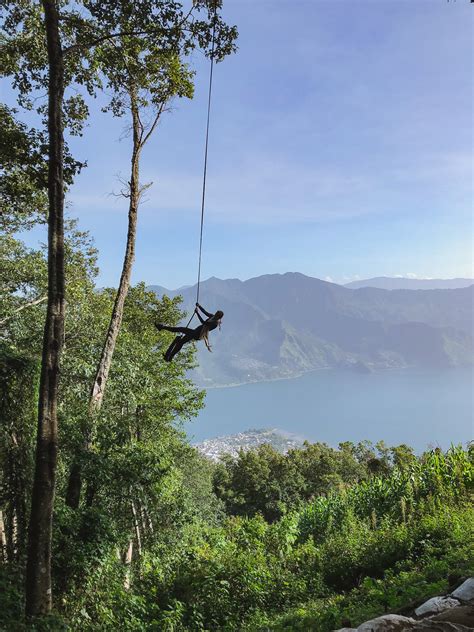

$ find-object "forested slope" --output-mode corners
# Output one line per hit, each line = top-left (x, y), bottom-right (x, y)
(2, 235), (472, 629)
(2, 440), (471, 631)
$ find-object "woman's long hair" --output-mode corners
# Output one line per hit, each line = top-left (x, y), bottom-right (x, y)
(199, 310), (223, 351)
(200, 328), (212, 351)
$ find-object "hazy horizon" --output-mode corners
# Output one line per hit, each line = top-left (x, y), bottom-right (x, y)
(147, 272), (474, 292)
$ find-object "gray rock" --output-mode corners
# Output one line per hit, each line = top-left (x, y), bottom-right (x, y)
(333, 628), (357, 631)
(432, 605), (474, 628)
(410, 621), (473, 631)
(415, 597), (461, 618)
(452, 579), (474, 604)
(357, 614), (416, 631)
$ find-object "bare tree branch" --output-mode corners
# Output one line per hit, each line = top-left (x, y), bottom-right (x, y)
(63, 5), (196, 57)
(0, 295), (47, 327)
(141, 101), (168, 147)
(64, 30), (150, 56)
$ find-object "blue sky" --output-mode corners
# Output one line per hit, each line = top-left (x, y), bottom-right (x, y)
(5, 0), (473, 288)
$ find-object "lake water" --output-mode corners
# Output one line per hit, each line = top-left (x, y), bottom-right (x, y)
(188, 368), (474, 452)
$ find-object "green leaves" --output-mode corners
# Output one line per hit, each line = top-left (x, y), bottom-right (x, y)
(213, 440), (416, 523)
(298, 445), (473, 545)
(2, 0), (237, 139)
(0, 105), (47, 232)
(0, 106), (86, 234)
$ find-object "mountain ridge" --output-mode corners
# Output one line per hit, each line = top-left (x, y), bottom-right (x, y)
(344, 276), (474, 290)
(148, 272), (474, 294)
(148, 272), (473, 386)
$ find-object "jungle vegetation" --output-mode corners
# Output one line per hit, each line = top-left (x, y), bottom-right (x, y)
(0, 1), (472, 630)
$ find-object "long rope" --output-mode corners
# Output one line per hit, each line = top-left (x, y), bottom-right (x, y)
(186, 12), (217, 326)
(196, 17), (216, 305)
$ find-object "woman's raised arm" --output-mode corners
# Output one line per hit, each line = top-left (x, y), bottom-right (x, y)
(196, 303), (213, 318)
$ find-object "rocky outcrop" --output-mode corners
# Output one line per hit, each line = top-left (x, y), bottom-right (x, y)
(415, 597), (461, 617)
(357, 614), (416, 631)
(410, 622), (472, 631)
(433, 606), (474, 628)
(452, 579), (474, 604)
(333, 578), (474, 632)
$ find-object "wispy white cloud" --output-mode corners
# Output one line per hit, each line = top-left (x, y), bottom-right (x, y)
(145, 148), (471, 224)
(70, 159), (372, 223)
(394, 273), (436, 280)
(388, 152), (472, 184)
(141, 157), (373, 223)
(69, 146), (471, 227)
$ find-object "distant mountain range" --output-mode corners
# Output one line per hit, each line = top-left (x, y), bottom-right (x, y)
(149, 273), (474, 387)
(345, 277), (474, 290)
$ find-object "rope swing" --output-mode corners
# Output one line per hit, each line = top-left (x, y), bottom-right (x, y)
(186, 12), (217, 326)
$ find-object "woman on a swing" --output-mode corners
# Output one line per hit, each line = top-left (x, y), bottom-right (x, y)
(156, 303), (224, 362)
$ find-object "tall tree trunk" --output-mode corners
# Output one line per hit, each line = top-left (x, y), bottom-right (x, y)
(6, 430), (30, 564)
(0, 511), (6, 563)
(89, 94), (141, 413)
(25, 0), (65, 616)
(65, 90), (142, 509)
(123, 539), (134, 590)
(131, 499), (142, 558)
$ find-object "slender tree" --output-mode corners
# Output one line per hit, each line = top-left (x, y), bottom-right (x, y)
(23, 1), (65, 614)
(1, 4), (95, 611)
(65, 0), (237, 508)
(1, 0), (236, 614)
(2, 0), (105, 613)
(87, 62), (192, 417)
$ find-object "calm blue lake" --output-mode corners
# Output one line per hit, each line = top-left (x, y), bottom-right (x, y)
(188, 368), (474, 452)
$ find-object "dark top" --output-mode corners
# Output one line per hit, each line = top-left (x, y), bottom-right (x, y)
(193, 317), (218, 340)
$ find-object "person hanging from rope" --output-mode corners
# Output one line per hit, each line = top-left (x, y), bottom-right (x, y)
(156, 303), (224, 362)
(155, 9), (219, 365)
(156, 9), (219, 366)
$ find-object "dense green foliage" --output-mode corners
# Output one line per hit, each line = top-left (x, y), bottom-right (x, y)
(56, 446), (474, 630)
(0, 231), (472, 629)
(213, 440), (416, 522)
(1, 2), (471, 628)
(1, 410), (472, 630)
